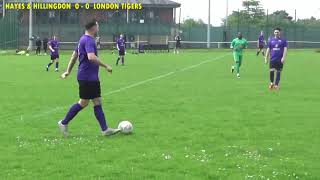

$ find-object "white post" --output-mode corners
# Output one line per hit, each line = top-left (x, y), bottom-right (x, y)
(166, 35), (168, 45)
(173, 8), (176, 35)
(28, 0), (33, 50)
(226, 0), (229, 27)
(178, 7), (181, 31)
(207, 0), (211, 48)
(126, 0), (129, 24)
(2, 0), (5, 18)
(137, 35), (140, 50)
(173, 8), (176, 24)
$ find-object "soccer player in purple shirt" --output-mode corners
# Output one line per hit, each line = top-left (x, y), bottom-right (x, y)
(256, 31), (266, 57)
(265, 27), (288, 90)
(58, 19), (120, 136)
(116, 34), (126, 66)
(46, 35), (60, 72)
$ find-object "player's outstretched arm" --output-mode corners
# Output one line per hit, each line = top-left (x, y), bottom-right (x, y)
(265, 48), (270, 64)
(230, 40), (235, 50)
(61, 51), (78, 79)
(49, 45), (54, 52)
(281, 47), (288, 64)
(88, 53), (112, 74)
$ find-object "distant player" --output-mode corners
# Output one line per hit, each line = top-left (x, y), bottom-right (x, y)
(46, 35), (60, 72)
(59, 19), (120, 136)
(35, 36), (42, 55)
(43, 37), (48, 55)
(230, 32), (248, 78)
(116, 34), (126, 66)
(256, 31), (266, 57)
(174, 34), (181, 54)
(265, 27), (288, 90)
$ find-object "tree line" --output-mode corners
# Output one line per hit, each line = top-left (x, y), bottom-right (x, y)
(181, 0), (320, 29)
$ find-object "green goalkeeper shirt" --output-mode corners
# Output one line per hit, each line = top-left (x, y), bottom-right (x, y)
(230, 38), (248, 55)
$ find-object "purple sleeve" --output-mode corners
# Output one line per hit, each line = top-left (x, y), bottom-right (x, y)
(268, 39), (272, 49)
(85, 39), (95, 53)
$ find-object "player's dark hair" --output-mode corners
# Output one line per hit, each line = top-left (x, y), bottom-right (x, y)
(274, 27), (281, 31)
(85, 19), (97, 30)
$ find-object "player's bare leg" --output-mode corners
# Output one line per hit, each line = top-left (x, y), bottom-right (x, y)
(256, 48), (261, 56)
(257, 48), (265, 56)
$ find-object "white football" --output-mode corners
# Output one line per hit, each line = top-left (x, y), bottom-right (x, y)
(118, 121), (133, 134)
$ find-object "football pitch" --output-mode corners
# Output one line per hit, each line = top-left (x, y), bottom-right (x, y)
(0, 49), (319, 179)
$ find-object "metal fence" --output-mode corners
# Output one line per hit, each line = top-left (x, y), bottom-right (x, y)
(180, 25), (320, 47)
(1, 9), (320, 50)
(0, 10), (175, 50)
(0, 11), (20, 50)
(180, 9), (320, 49)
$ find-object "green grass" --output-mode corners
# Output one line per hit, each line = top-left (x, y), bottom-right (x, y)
(0, 49), (319, 179)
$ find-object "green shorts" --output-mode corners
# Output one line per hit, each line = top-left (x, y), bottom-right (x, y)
(233, 52), (243, 63)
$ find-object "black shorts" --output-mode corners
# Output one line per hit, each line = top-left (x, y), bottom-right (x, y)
(176, 42), (181, 48)
(258, 44), (264, 49)
(119, 50), (125, 56)
(270, 61), (283, 71)
(78, 80), (101, 99)
(51, 55), (59, 60)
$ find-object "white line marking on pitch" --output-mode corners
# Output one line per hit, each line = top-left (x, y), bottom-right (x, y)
(104, 71), (175, 96)
(29, 54), (228, 118)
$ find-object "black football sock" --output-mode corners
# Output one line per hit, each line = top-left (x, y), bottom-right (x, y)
(275, 71), (281, 86)
(47, 62), (53, 68)
(116, 58), (120, 65)
(270, 71), (275, 84)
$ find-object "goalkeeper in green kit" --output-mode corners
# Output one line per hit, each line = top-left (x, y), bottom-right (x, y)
(230, 32), (248, 78)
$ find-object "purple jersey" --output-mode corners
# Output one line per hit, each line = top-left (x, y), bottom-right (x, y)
(258, 35), (264, 45)
(117, 38), (125, 51)
(268, 37), (288, 62)
(48, 40), (59, 56)
(76, 35), (99, 81)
